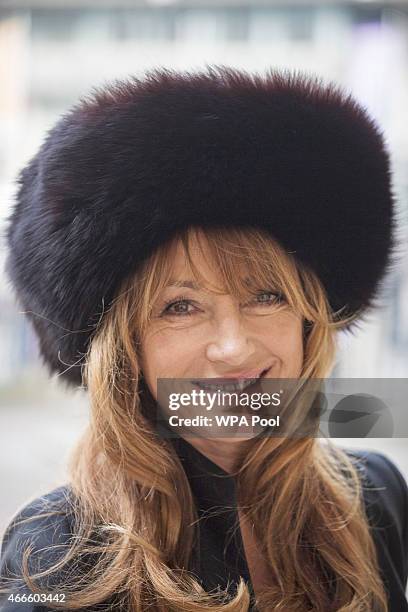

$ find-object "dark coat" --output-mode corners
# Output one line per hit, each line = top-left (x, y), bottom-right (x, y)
(1, 443), (407, 611)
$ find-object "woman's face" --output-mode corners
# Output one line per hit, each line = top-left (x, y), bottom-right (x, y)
(140, 237), (304, 401)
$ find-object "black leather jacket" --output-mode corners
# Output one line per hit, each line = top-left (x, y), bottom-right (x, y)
(1, 441), (407, 611)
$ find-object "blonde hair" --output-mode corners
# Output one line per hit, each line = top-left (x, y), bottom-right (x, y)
(1, 226), (388, 611)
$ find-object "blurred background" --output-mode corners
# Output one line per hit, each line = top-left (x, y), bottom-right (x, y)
(0, 0), (407, 532)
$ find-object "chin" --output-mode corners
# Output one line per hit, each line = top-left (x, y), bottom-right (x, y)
(213, 433), (258, 443)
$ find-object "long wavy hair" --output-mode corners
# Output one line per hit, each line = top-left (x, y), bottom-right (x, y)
(2, 226), (388, 611)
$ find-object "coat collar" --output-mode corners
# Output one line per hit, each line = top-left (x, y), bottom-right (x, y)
(170, 432), (238, 512)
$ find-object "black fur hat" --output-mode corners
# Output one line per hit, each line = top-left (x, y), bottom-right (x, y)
(5, 66), (398, 388)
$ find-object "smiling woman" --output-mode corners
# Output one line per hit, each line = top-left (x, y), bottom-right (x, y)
(138, 227), (324, 461)
(1, 67), (407, 612)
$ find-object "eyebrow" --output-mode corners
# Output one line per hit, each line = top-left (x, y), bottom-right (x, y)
(166, 280), (201, 289)
(166, 277), (254, 290)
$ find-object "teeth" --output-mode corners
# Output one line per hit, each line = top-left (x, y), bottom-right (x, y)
(193, 378), (259, 393)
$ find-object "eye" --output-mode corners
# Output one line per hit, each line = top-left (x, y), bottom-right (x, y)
(159, 291), (285, 318)
(251, 291), (285, 306)
(161, 296), (198, 317)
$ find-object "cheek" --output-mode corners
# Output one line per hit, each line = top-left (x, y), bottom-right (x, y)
(141, 328), (202, 401)
(292, 328), (305, 375)
(141, 327), (197, 381)
(267, 315), (304, 375)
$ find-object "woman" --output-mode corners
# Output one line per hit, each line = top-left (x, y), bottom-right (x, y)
(0, 67), (407, 611)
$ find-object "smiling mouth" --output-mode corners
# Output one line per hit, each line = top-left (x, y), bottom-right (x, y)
(191, 368), (270, 393)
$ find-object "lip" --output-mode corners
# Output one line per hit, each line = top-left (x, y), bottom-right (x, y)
(216, 368), (266, 380)
(190, 368), (271, 397)
(191, 365), (272, 386)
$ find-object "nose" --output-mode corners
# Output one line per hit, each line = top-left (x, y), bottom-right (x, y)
(205, 309), (256, 366)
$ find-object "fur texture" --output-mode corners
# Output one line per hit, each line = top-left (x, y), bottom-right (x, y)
(5, 66), (397, 387)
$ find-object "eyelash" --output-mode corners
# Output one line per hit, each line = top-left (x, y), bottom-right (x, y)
(161, 291), (285, 317)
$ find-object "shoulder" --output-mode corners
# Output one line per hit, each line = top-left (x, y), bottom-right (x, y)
(1, 485), (76, 562)
(341, 447), (408, 607)
(0, 485), (76, 610)
(342, 448), (408, 536)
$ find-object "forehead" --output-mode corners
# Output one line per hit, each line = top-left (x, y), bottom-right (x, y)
(166, 236), (261, 296)
(168, 238), (222, 286)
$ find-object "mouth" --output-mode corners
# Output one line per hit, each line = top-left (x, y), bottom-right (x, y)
(191, 367), (270, 393)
